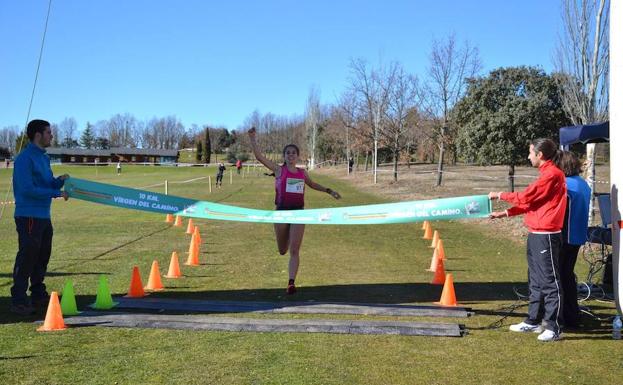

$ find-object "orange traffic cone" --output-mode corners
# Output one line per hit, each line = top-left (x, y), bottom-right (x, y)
(435, 274), (458, 306)
(186, 218), (195, 234)
(422, 222), (433, 240)
(185, 235), (200, 266)
(431, 256), (446, 285)
(429, 230), (440, 248)
(193, 226), (201, 245)
(436, 239), (446, 260)
(165, 214), (174, 223)
(125, 266), (146, 298)
(174, 215), (183, 227)
(144, 261), (164, 291)
(165, 251), (183, 278)
(421, 220), (429, 230)
(37, 292), (66, 332)
(426, 247), (439, 272)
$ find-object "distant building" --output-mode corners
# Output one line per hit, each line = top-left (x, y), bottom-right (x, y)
(46, 147), (178, 164)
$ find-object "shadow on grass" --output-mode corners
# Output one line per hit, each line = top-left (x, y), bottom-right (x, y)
(0, 272), (107, 278)
(0, 271), (111, 289)
(145, 281), (530, 303)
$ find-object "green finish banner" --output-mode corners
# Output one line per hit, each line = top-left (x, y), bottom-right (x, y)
(64, 178), (491, 225)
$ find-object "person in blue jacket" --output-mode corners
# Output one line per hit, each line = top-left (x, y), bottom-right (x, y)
(557, 151), (591, 328)
(10, 119), (70, 315)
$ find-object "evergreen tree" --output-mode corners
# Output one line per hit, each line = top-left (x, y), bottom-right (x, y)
(454, 66), (570, 191)
(80, 122), (95, 149)
(203, 127), (211, 163)
(94, 137), (110, 149)
(195, 139), (202, 162)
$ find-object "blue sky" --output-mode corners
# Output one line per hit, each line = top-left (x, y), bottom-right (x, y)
(0, 0), (563, 132)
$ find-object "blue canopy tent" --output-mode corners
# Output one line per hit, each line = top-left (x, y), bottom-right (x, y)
(559, 121), (614, 296)
(559, 121), (609, 148)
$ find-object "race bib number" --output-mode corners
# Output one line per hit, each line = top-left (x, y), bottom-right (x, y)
(285, 178), (305, 194)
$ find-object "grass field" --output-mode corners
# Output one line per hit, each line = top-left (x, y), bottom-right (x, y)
(0, 164), (620, 385)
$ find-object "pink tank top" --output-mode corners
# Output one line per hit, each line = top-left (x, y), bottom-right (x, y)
(275, 165), (305, 209)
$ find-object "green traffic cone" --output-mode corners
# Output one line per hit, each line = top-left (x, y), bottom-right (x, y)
(90, 275), (118, 310)
(60, 280), (80, 316)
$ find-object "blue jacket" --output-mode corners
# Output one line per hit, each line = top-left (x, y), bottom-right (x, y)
(13, 143), (64, 219)
(562, 175), (591, 245)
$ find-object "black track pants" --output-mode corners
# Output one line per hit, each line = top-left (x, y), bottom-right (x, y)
(525, 232), (563, 333)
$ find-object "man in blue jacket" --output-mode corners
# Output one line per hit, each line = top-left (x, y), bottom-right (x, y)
(11, 119), (69, 315)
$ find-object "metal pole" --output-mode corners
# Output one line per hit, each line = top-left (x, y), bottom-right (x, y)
(208, 176), (212, 193)
(611, 0), (622, 316)
(165, 179), (168, 195)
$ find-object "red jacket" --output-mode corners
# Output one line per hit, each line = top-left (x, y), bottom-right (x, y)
(500, 160), (567, 233)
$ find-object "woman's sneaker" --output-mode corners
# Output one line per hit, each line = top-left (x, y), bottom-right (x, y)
(509, 322), (543, 333)
(537, 329), (561, 342)
(286, 283), (297, 295)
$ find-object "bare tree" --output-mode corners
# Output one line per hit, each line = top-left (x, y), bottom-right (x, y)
(348, 58), (396, 183)
(337, 91), (360, 175)
(305, 87), (322, 169)
(424, 33), (481, 186)
(0, 126), (19, 152)
(104, 113), (140, 147)
(140, 116), (184, 150)
(382, 64), (421, 181)
(554, 0), (609, 222)
(59, 117), (78, 147)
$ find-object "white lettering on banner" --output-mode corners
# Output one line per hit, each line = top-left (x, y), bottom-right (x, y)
(431, 208), (462, 216)
(113, 196), (138, 206)
(139, 193), (159, 202)
(113, 195), (178, 212)
(152, 203), (179, 211)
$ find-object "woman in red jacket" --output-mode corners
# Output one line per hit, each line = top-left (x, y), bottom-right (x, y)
(489, 138), (567, 342)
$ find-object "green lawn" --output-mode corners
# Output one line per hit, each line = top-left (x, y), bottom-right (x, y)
(0, 164), (620, 385)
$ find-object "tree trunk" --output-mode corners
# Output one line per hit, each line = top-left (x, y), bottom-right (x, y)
(393, 151), (398, 182)
(436, 127), (445, 186)
(508, 164), (515, 192)
(364, 151), (369, 172)
(373, 139), (378, 184)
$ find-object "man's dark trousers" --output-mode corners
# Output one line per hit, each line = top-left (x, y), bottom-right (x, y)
(11, 217), (53, 305)
(525, 232), (563, 334)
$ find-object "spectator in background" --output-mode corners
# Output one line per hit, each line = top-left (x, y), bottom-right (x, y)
(216, 162), (226, 187)
(235, 159), (242, 174)
(557, 151), (591, 328)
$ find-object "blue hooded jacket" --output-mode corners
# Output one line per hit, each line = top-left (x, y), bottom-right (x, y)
(13, 143), (64, 219)
(562, 175), (591, 245)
